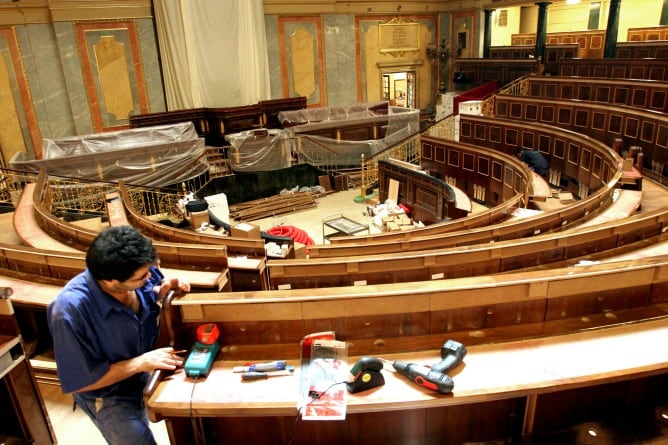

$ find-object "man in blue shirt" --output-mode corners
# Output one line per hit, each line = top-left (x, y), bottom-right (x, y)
(516, 148), (549, 178)
(47, 226), (190, 445)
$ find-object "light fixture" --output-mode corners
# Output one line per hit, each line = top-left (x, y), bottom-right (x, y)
(566, 0), (581, 4)
(426, 38), (450, 65)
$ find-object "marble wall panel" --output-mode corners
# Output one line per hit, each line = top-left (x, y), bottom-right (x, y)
(136, 18), (165, 115)
(277, 16), (325, 107)
(0, 26), (40, 164)
(323, 14), (357, 107)
(53, 21), (94, 137)
(20, 23), (78, 144)
(73, 21), (150, 132)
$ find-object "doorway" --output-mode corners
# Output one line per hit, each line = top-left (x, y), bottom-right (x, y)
(382, 70), (417, 108)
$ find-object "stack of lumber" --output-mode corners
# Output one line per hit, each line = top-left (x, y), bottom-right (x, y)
(228, 191), (318, 221)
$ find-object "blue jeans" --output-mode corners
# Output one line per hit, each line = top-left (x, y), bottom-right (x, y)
(73, 393), (157, 445)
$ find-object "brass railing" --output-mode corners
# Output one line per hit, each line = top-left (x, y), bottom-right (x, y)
(423, 115), (457, 140)
(0, 169), (38, 208)
(481, 95), (496, 117)
(124, 186), (183, 218)
(497, 76), (529, 97)
(359, 133), (421, 197)
(43, 177), (118, 216)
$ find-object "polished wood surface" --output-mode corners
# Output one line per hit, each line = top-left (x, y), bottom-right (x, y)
(147, 317), (668, 444)
(149, 317), (668, 416)
(14, 182), (80, 252)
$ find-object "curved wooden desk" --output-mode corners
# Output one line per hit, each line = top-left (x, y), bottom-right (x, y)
(146, 317), (668, 444)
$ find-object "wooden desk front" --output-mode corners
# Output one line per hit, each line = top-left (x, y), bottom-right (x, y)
(147, 317), (668, 445)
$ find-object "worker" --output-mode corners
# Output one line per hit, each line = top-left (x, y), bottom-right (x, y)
(516, 148), (549, 177)
(47, 225), (190, 445)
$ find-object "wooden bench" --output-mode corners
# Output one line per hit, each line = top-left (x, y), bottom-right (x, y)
(493, 98), (666, 189)
(576, 189), (643, 228)
(118, 183), (267, 258)
(152, 255), (668, 356)
(518, 76), (668, 114)
(28, 172), (231, 274)
(147, 318), (668, 444)
(308, 185), (611, 258)
(558, 58), (668, 81)
(13, 183), (81, 253)
(269, 205), (668, 289)
(116, 184), (270, 290)
(146, 259), (668, 444)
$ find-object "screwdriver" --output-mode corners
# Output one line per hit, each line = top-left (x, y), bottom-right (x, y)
(241, 369), (294, 381)
(232, 360), (289, 373)
(379, 358), (454, 394)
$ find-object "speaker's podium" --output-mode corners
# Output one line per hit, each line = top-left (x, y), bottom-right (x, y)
(0, 288), (56, 444)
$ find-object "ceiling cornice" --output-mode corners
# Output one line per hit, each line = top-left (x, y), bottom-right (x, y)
(263, 0), (485, 15)
(0, 0), (152, 25)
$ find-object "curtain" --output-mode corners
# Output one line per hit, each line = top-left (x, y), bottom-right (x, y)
(153, 0), (271, 110)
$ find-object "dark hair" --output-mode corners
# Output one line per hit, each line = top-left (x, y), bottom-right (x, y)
(86, 226), (157, 281)
(515, 147), (523, 155)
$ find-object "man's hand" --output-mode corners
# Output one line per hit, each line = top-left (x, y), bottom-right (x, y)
(142, 347), (185, 372)
(156, 277), (191, 301)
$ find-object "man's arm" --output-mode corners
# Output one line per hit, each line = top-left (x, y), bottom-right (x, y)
(73, 347), (183, 393)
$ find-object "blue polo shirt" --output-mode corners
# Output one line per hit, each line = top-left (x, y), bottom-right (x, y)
(47, 265), (164, 397)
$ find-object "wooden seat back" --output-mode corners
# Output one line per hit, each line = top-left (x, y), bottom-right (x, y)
(269, 206), (668, 289)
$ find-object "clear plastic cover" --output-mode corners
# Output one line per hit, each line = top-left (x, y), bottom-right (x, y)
(224, 101), (421, 171)
(225, 129), (292, 172)
(11, 122), (207, 187)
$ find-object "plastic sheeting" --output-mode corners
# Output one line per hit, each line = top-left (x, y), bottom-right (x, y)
(224, 101), (421, 172)
(225, 129), (291, 172)
(11, 123), (208, 187)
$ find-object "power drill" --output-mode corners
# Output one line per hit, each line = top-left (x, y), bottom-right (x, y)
(430, 339), (467, 374)
(381, 358), (454, 394)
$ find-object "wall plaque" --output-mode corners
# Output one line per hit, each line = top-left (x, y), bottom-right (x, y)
(379, 19), (420, 55)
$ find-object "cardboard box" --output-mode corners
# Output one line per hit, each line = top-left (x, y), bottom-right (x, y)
(189, 210), (210, 229)
(231, 222), (261, 239)
(397, 214), (412, 225)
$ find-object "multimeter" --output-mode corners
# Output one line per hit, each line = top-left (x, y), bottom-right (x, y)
(184, 323), (220, 378)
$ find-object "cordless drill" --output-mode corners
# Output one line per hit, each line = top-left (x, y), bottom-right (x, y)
(381, 359), (454, 394)
(430, 339), (467, 374)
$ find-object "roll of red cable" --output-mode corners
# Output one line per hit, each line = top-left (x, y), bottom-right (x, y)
(268, 225), (314, 245)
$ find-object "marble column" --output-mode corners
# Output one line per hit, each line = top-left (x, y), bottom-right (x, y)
(603, 0), (622, 58)
(483, 9), (494, 58)
(534, 2), (551, 62)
